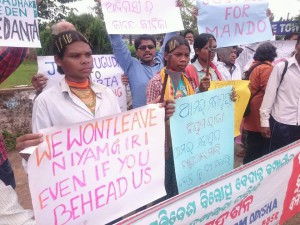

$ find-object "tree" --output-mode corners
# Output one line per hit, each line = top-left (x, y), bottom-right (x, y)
(37, 13), (112, 56)
(179, 0), (198, 33)
(38, 0), (79, 22)
(67, 13), (112, 54)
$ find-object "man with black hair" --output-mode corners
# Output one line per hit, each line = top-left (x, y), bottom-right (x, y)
(183, 29), (195, 61)
(31, 20), (76, 93)
(284, 32), (299, 41)
(183, 29), (194, 45)
(108, 32), (176, 108)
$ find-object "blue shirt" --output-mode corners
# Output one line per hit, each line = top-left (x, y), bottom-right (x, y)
(109, 32), (176, 108)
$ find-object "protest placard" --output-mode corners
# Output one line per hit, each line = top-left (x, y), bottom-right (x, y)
(209, 80), (250, 137)
(0, 0), (40, 47)
(101, 0), (184, 34)
(119, 141), (300, 225)
(170, 87), (234, 193)
(196, 0), (273, 47)
(37, 55), (127, 111)
(271, 21), (300, 35)
(27, 104), (166, 225)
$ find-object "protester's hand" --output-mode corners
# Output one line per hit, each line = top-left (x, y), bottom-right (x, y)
(164, 99), (175, 120)
(121, 74), (129, 86)
(230, 87), (237, 102)
(31, 73), (48, 93)
(149, 96), (175, 120)
(261, 127), (271, 138)
(16, 133), (44, 161)
(199, 75), (210, 92)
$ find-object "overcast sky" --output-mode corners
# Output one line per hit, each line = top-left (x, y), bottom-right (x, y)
(70, 0), (300, 21)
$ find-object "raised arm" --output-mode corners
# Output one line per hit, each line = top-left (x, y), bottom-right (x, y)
(108, 34), (135, 74)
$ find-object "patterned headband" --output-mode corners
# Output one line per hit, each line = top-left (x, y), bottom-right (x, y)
(53, 30), (92, 53)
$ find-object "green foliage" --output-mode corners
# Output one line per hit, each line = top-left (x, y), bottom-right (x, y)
(67, 13), (112, 54)
(127, 44), (136, 58)
(37, 13), (112, 56)
(38, 0), (80, 22)
(36, 28), (53, 56)
(2, 130), (23, 152)
(0, 61), (38, 89)
(180, 0), (198, 34)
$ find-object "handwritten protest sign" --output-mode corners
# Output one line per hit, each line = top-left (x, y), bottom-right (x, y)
(170, 87), (234, 193)
(101, 0), (184, 34)
(0, 0), (40, 47)
(197, 0), (273, 47)
(271, 21), (300, 35)
(210, 80), (250, 137)
(119, 141), (300, 225)
(37, 55), (127, 111)
(27, 104), (166, 225)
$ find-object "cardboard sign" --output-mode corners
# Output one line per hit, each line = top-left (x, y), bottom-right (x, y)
(119, 141), (300, 225)
(37, 55), (127, 111)
(0, 0), (41, 47)
(210, 80), (250, 137)
(101, 0), (184, 34)
(170, 87), (234, 193)
(27, 104), (166, 225)
(197, 0), (273, 47)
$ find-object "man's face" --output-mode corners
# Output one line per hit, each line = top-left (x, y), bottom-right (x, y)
(290, 34), (299, 41)
(221, 47), (237, 66)
(136, 39), (156, 65)
(55, 41), (94, 83)
(185, 33), (194, 45)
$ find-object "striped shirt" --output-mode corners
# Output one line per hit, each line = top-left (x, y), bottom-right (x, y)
(0, 47), (28, 84)
(0, 47), (27, 165)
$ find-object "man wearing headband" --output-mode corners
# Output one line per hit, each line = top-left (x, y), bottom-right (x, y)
(32, 30), (121, 132)
(31, 20), (76, 93)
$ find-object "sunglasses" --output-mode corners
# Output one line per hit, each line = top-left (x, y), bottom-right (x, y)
(138, 45), (155, 51)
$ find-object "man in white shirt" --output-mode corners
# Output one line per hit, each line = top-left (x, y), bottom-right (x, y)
(217, 46), (241, 80)
(183, 29), (195, 61)
(260, 36), (300, 152)
(216, 45), (256, 80)
(32, 30), (121, 132)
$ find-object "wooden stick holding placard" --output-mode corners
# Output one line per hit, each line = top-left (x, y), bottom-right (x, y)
(160, 54), (173, 103)
(205, 37), (214, 79)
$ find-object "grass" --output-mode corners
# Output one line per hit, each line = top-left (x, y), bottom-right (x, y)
(2, 130), (24, 152)
(0, 60), (37, 89)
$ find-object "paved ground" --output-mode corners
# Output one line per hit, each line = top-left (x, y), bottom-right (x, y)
(8, 145), (300, 224)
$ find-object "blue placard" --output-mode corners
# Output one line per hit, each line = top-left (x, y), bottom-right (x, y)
(271, 21), (300, 35)
(170, 87), (234, 193)
(196, 0), (273, 47)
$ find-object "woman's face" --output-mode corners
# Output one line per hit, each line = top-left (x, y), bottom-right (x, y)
(164, 45), (190, 72)
(55, 41), (94, 83)
(197, 39), (217, 64)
